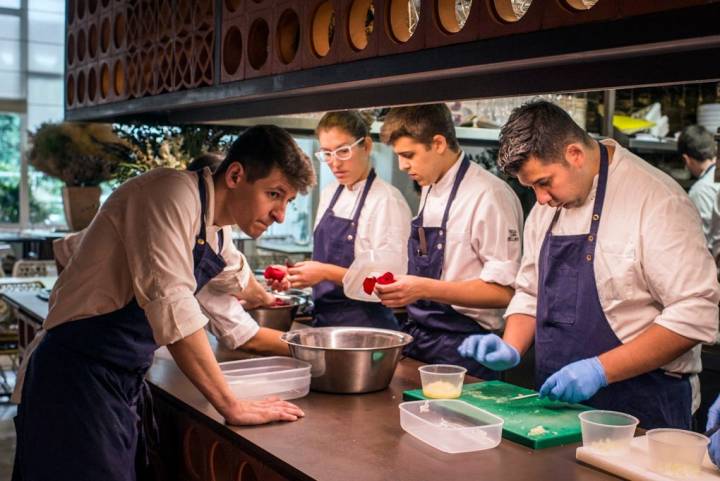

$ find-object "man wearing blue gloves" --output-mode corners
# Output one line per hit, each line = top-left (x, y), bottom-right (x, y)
(706, 395), (720, 466)
(459, 101), (720, 429)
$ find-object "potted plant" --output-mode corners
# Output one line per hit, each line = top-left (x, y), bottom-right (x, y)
(28, 122), (131, 231)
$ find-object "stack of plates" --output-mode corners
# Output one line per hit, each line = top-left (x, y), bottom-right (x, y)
(698, 103), (720, 135)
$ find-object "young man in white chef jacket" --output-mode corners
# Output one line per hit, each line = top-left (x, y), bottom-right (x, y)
(459, 100), (719, 429)
(678, 124), (719, 248)
(375, 103), (524, 380)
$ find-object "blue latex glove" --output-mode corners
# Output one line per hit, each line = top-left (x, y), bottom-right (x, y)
(706, 394), (720, 467)
(457, 334), (520, 371)
(706, 394), (720, 432)
(710, 430), (720, 468)
(539, 357), (608, 403)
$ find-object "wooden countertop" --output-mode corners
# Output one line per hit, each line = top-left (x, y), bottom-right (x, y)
(147, 354), (618, 481)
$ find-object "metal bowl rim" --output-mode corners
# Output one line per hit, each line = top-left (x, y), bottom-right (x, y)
(249, 293), (307, 311)
(280, 326), (413, 351)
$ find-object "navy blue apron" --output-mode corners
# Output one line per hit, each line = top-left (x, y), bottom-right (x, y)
(13, 173), (227, 481)
(312, 169), (398, 329)
(535, 143), (692, 430)
(403, 156), (499, 380)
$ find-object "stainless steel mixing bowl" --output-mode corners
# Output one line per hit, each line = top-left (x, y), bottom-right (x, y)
(280, 327), (413, 393)
(246, 294), (306, 331)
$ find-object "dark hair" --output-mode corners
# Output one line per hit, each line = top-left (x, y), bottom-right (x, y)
(187, 152), (224, 173)
(316, 110), (373, 140)
(678, 125), (717, 162)
(379, 103), (460, 151)
(215, 125), (316, 194)
(498, 100), (593, 176)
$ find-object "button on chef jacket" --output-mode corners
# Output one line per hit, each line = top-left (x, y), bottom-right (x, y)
(506, 139), (720, 408)
(415, 154), (523, 331)
(44, 167), (258, 348)
(314, 173), (412, 269)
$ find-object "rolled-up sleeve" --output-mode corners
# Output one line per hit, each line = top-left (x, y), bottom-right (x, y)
(205, 227), (252, 295)
(505, 206), (540, 319)
(642, 195), (720, 344)
(473, 187), (523, 287)
(197, 287), (260, 349)
(118, 175), (208, 346)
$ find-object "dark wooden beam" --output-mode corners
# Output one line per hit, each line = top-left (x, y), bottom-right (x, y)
(65, 3), (720, 125)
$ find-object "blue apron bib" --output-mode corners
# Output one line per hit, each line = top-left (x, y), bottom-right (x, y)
(13, 173), (227, 481)
(403, 156), (499, 380)
(311, 169), (398, 329)
(535, 143), (691, 430)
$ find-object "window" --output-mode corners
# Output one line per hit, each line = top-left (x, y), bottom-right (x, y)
(0, 113), (21, 223)
(0, 0), (67, 229)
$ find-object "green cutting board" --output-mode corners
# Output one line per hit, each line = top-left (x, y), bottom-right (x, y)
(403, 381), (591, 449)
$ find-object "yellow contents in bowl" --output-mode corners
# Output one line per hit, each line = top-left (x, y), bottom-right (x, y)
(422, 381), (462, 399)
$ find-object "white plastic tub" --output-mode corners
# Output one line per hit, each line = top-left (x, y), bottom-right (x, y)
(579, 410), (638, 456)
(219, 357), (312, 401)
(399, 400), (504, 453)
(647, 428), (710, 478)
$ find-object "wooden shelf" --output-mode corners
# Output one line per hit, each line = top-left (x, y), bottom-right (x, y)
(65, 4), (720, 125)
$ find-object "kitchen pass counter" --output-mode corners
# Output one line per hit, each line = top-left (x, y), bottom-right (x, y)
(147, 355), (620, 481)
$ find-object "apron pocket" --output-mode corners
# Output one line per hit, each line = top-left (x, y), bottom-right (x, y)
(544, 266), (578, 325)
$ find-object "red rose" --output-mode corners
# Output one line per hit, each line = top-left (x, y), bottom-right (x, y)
(376, 272), (396, 285)
(264, 266), (285, 282)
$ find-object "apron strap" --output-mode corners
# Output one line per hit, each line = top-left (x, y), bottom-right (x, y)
(440, 156), (471, 231)
(547, 142), (609, 238)
(351, 169), (377, 224)
(196, 172), (209, 243)
(327, 182), (345, 211)
(416, 154), (470, 228)
(324, 169), (378, 224)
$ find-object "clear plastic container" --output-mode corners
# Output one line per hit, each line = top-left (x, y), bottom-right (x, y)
(219, 357), (312, 401)
(399, 400), (504, 453)
(646, 428), (710, 478)
(579, 410), (639, 455)
(419, 364), (466, 399)
(342, 249), (407, 302)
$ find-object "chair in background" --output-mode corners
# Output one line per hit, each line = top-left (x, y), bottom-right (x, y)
(0, 323), (18, 398)
(11, 260), (57, 278)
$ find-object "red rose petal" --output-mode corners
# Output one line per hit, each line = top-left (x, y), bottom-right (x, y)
(376, 272), (396, 285)
(363, 276), (377, 295)
(264, 266), (285, 282)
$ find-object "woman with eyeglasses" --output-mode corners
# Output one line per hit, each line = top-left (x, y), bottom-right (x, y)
(283, 110), (412, 329)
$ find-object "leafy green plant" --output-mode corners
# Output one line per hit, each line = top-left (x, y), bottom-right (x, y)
(28, 122), (132, 187)
(112, 124), (239, 185)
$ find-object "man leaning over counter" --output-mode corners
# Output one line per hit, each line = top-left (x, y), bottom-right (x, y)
(50, 152), (293, 357)
(12, 126), (314, 481)
(459, 100), (719, 429)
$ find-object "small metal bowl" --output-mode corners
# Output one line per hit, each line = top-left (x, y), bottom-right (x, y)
(280, 327), (413, 393)
(246, 294), (306, 331)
